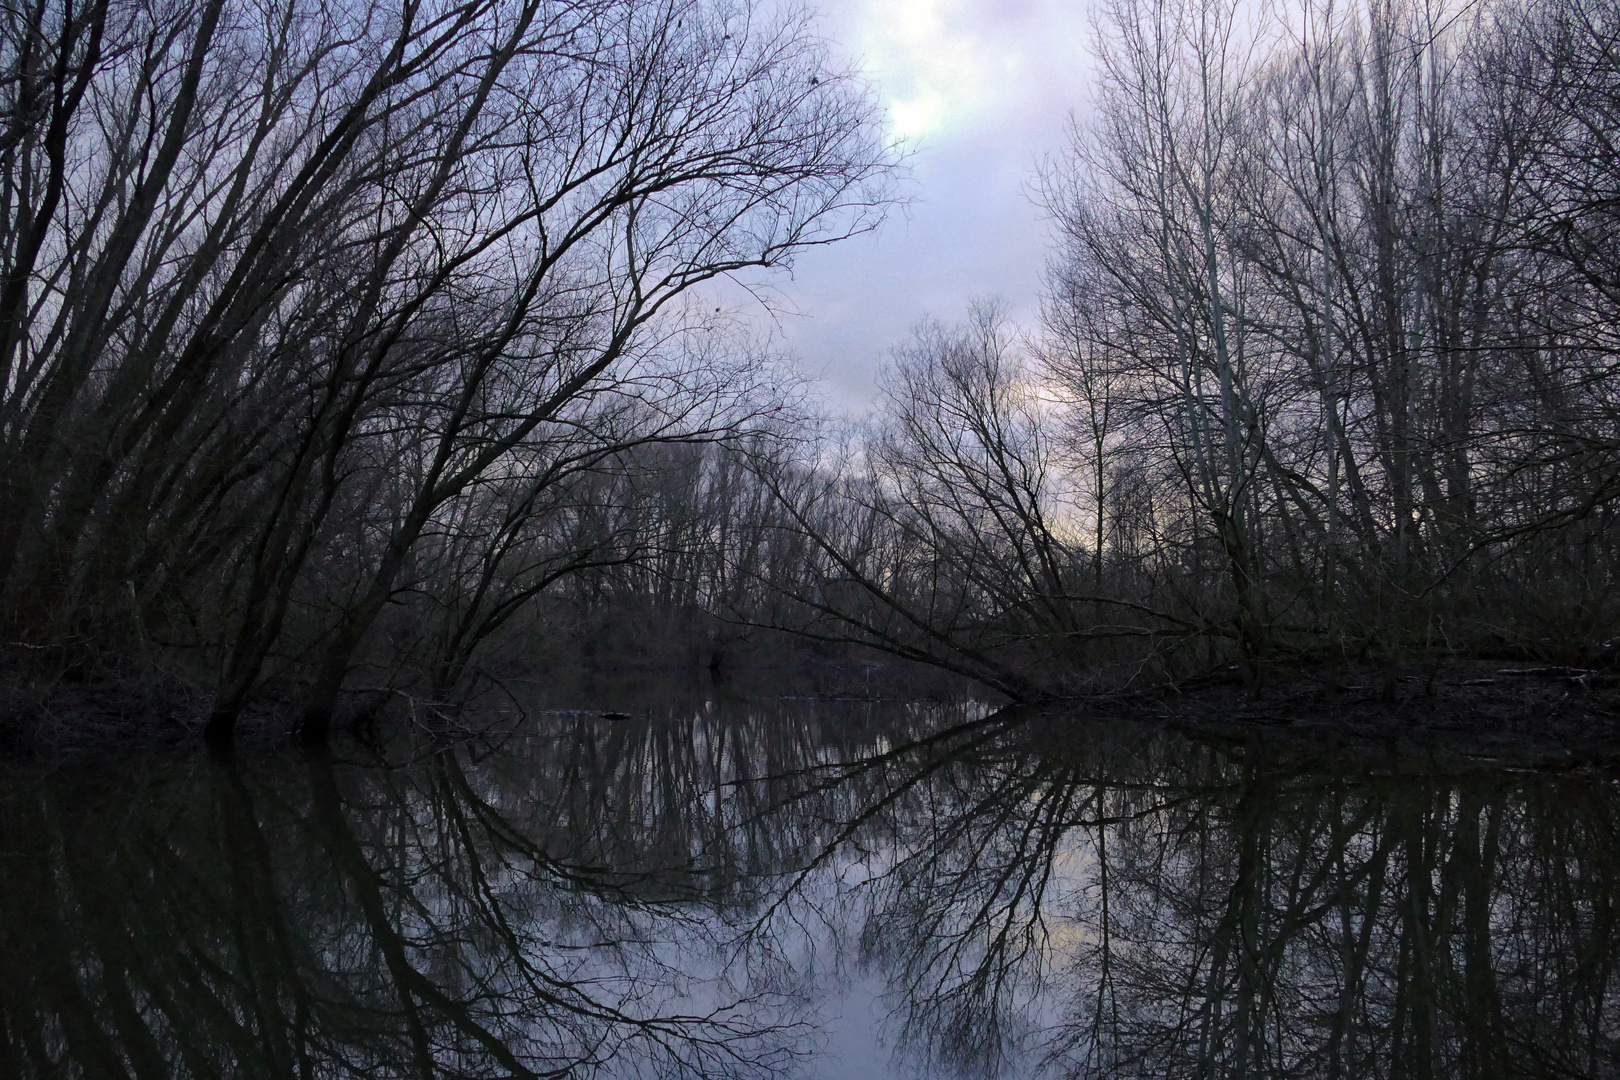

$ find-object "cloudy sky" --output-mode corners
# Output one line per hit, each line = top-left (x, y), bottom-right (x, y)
(755, 0), (1095, 411)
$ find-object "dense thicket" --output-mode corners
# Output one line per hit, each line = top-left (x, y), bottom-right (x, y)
(0, 0), (890, 736)
(754, 0), (1620, 697)
(12, 0), (1620, 729)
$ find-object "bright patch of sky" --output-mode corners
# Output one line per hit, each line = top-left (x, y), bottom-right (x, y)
(755, 0), (1094, 413)
(851, 0), (1057, 140)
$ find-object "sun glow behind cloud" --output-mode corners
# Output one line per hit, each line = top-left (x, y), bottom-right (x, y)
(758, 0), (1094, 411)
(865, 0), (991, 140)
(844, 0), (1048, 143)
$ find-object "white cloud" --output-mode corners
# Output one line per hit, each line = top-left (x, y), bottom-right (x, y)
(833, 0), (1077, 143)
(755, 0), (1096, 412)
(861, 0), (994, 140)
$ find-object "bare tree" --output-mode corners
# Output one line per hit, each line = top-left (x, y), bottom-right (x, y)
(1042, 0), (1279, 687)
(0, 0), (895, 738)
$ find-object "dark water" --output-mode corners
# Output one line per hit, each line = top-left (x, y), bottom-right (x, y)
(3, 695), (1619, 1079)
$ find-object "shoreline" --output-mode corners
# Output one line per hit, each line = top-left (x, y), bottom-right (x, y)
(5, 658), (1620, 764)
(1065, 659), (1620, 769)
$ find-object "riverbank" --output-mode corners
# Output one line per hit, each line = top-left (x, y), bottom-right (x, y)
(7, 654), (1620, 764)
(0, 656), (981, 755)
(1093, 658), (1620, 767)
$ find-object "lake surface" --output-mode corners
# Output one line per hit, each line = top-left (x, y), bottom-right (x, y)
(3, 693), (1618, 1078)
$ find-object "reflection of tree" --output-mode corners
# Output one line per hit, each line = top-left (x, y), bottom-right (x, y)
(815, 723), (1620, 1079)
(4, 706), (1618, 1079)
(0, 703), (923, 1078)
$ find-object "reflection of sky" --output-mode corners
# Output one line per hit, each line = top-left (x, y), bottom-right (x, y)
(805, 972), (909, 1080)
(759, 0), (1093, 413)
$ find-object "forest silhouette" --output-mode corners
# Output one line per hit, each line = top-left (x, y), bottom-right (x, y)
(2, 0), (1620, 738)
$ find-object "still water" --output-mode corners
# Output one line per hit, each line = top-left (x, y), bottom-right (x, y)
(3, 694), (1617, 1078)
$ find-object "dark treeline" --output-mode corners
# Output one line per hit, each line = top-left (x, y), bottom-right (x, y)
(4, 703), (1617, 1077)
(10, 0), (1620, 733)
(732, 0), (1620, 699)
(0, 0), (892, 738)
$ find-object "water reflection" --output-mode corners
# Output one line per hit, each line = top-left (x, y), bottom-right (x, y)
(822, 724), (1620, 1079)
(2, 701), (1617, 1078)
